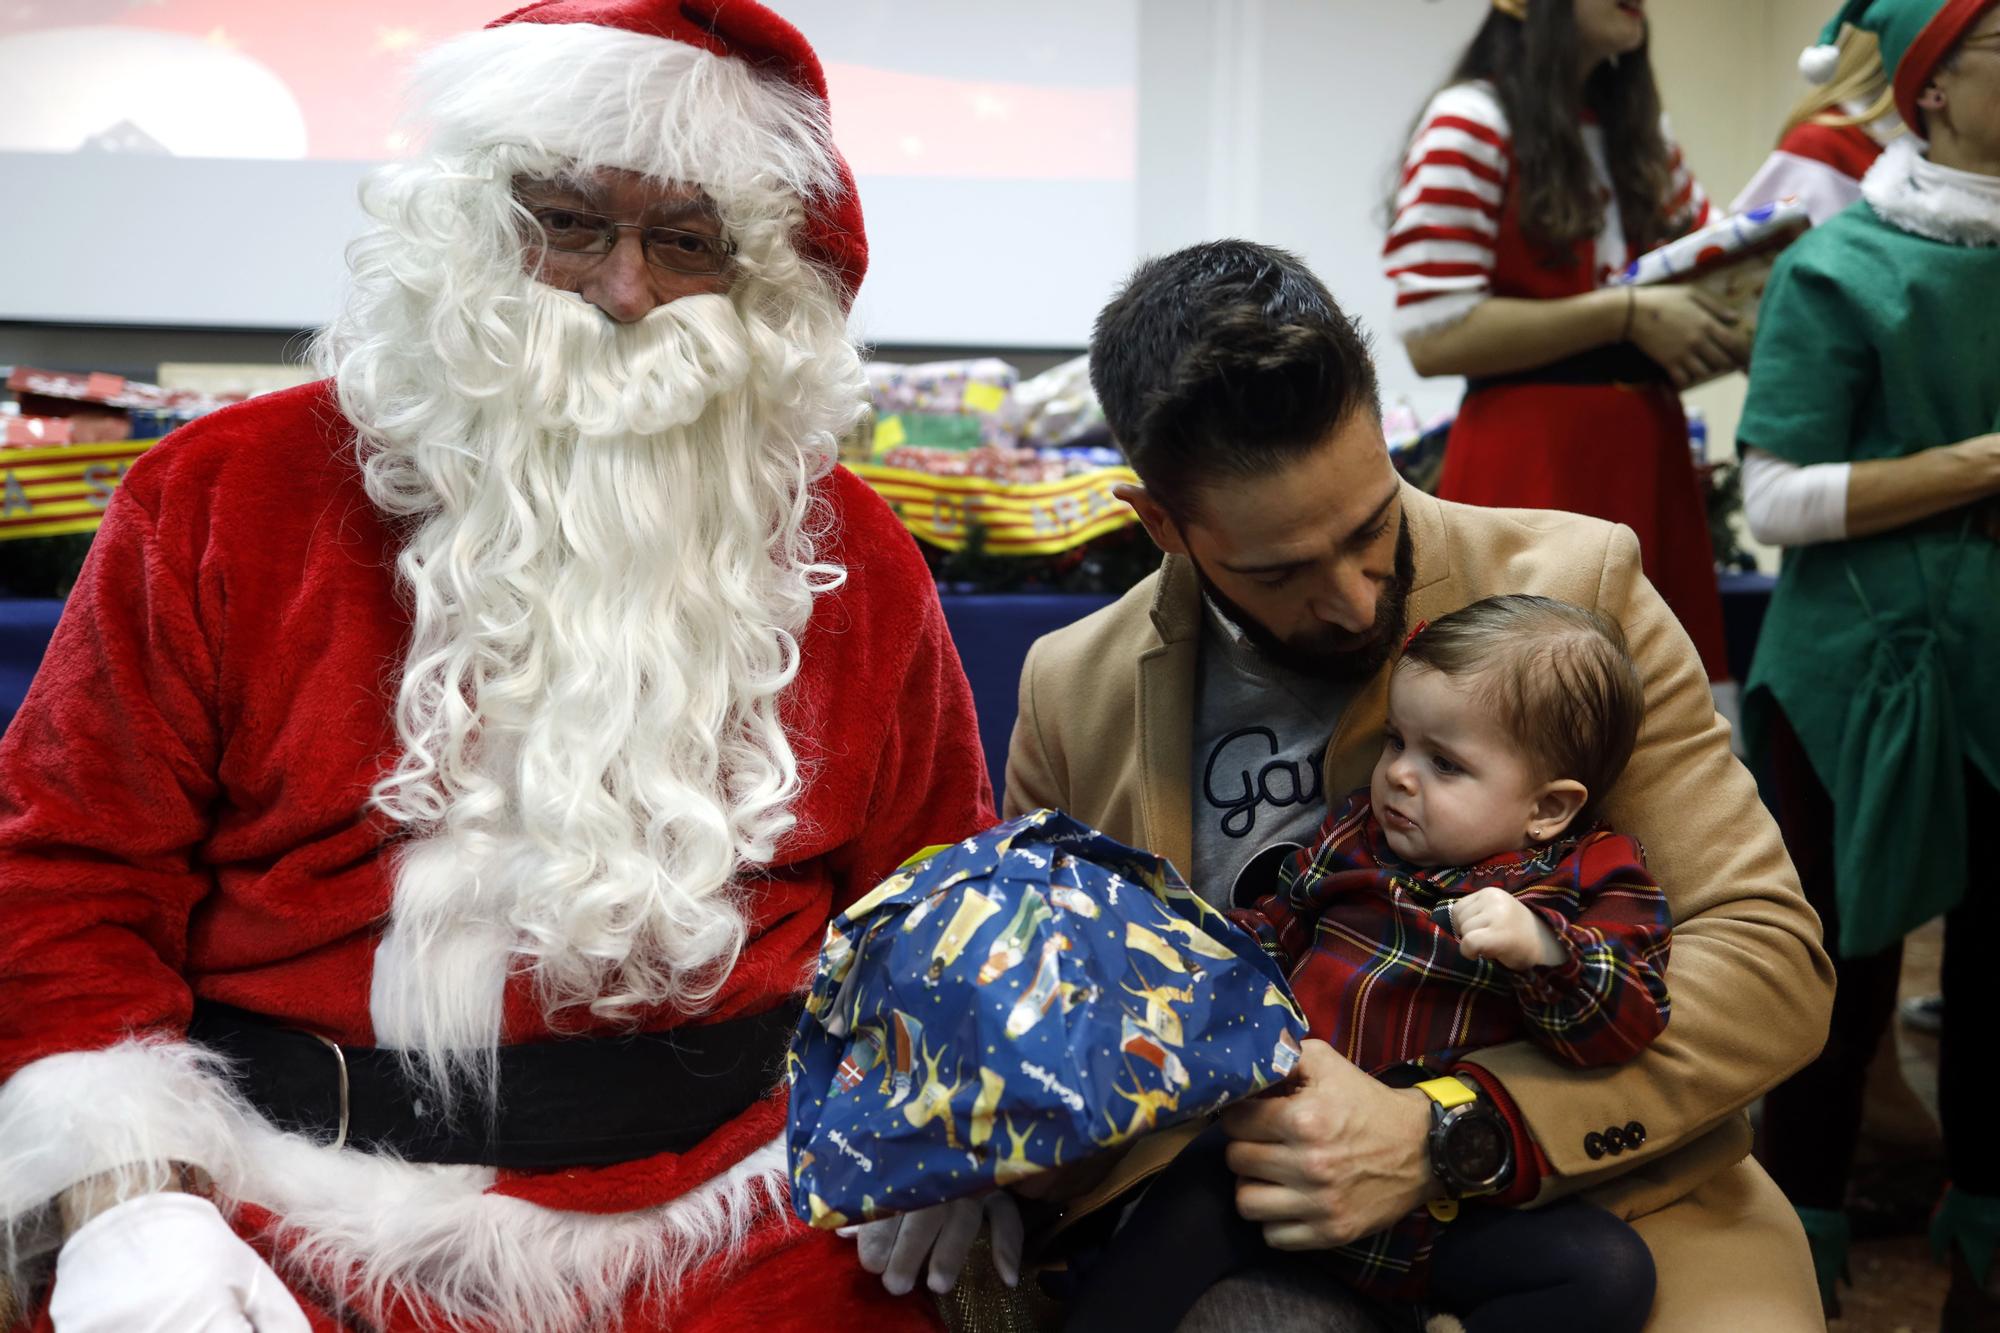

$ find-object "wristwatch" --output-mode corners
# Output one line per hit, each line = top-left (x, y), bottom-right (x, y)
(1415, 1074), (1514, 1207)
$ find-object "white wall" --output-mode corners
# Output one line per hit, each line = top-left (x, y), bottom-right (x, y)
(0, 2), (1140, 348)
(1136, 0), (1492, 422)
(1655, 0), (1844, 570)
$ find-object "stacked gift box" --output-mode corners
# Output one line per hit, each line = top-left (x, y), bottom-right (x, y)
(2, 366), (240, 449)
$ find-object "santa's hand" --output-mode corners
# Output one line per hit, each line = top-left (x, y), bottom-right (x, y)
(839, 1192), (1023, 1296)
(1452, 887), (1566, 972)
(50, 1192), (311, 1333)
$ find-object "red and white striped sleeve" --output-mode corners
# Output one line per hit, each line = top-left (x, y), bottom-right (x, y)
(1382, 81), (1511, 340)
(1661, 117), (1713, 237)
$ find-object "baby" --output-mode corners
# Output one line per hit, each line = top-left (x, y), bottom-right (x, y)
(1067, 594), (1671, 1333)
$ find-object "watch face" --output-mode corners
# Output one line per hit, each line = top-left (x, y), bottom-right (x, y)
(1447, 1116), (1508, 1185)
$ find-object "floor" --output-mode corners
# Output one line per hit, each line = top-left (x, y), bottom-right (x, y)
(1824, 918), (1949, 1333)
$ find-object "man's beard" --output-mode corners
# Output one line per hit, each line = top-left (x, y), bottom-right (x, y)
(333, 262), (860, 1091)
(1195, 518), (1414, 681)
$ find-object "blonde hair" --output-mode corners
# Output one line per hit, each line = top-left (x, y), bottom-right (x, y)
(1781, 28), (1900, 143)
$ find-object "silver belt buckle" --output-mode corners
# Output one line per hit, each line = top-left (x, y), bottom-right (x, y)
(307, 1031), (351, 1151)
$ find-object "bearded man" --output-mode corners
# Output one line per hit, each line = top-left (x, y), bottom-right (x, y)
(999, 241), (1829, 1329)
(0, 4), (991, 1330)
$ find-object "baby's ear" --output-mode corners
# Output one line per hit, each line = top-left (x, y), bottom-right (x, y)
(1529, 781), (1589, 843)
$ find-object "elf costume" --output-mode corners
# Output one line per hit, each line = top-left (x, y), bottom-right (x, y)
(1739, 0), (2000, 1316)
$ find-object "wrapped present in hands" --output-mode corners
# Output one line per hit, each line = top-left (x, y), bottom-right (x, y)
(786, 809), (1308, 1229)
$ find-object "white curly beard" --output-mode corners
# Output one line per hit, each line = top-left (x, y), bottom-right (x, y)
(322, 180), (862, 1098)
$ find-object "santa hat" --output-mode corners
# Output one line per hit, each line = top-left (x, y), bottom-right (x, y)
(1799, 0), (1999, 133)
(410, 0), (866, 306)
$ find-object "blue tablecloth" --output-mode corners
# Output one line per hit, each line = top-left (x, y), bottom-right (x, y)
(0, 599), (61, 740)
(938, 594), (1114, 807)
(0, 579), (1778, 807)
(1717, 571), (1776, 690)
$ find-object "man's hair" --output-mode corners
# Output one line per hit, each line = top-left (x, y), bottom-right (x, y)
(1401, 595), (1644, 827)
(1089, 240), (1380, 522)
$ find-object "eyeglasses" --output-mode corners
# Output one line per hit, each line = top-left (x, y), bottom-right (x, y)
(523, 206), (736, 276)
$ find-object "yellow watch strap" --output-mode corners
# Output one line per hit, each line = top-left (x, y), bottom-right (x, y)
(1414, 1075), (1477, 1111)
(1417, 1076), (1475, 1223)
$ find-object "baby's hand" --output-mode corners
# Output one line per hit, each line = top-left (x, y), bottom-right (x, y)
(1450, 887), (1566, 972)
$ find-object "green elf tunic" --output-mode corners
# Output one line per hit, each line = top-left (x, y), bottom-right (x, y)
(1740, 137), (2000, 960)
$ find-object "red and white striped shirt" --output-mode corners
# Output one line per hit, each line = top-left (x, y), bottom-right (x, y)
(1383, 80), (1711, 339)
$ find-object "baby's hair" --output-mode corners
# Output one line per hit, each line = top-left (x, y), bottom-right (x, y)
(1400, 594), (1644, 829)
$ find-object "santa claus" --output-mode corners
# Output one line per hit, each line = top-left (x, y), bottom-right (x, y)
(0, 2), (993, 1330)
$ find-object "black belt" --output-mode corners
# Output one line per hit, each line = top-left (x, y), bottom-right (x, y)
(1465, 341), (1668, 394)
(188, 998), (803, 1170)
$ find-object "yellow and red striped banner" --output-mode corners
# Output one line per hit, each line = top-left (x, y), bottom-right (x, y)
(851, 462), (1141, 556)
(2, 443), (1138, 555)
(0, 439), (158, 542)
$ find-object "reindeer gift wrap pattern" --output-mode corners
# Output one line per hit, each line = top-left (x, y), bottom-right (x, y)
(786, 810), (1309, 1227)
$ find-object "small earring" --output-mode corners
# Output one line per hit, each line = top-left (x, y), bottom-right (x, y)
(1528, 826), (1541, 841)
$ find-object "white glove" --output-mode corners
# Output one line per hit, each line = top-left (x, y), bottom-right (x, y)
(841, 1192), (1024, 1296)
(50, 1191), (312, 1333)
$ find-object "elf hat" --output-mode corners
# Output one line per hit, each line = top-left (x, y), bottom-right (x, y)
(1799, 0), (2000, 134)
(409, 0), (866, 306)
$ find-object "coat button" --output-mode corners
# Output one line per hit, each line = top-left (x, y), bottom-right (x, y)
(1584, 1131), (1607, 1160)
(1604, 1125), (1627, 1154)
(1626, 1121), (1647, 1146)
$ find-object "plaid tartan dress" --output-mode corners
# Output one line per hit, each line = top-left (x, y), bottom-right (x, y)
(1230, 790), (1673, 1298)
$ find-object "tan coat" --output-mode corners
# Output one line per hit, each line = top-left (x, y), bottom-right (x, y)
(1004, 486), (1833, 1330)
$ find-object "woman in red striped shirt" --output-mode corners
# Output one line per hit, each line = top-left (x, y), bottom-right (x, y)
(1383, 0), (1742, 682)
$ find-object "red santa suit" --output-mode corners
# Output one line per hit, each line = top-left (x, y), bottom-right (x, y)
(0, 378), (992, 1330)
(0, 5), (993, 1330)
(1384, 80), (1730, 682)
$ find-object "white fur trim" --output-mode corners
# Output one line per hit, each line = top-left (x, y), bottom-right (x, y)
(258, 1125), (788, 1333)
(2, 1040), (790, 1332)
(409, 23), (842, 202)
(0, 1038), (251, 1269)
(368, 833), (514, 1098)
(1844, 98), (1907, 150)
(1799, 43), (1842, 85)
(1861, 136), (2000, 247)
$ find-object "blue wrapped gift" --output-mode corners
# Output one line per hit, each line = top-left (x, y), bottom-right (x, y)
(786, 809), (1308, 1228)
